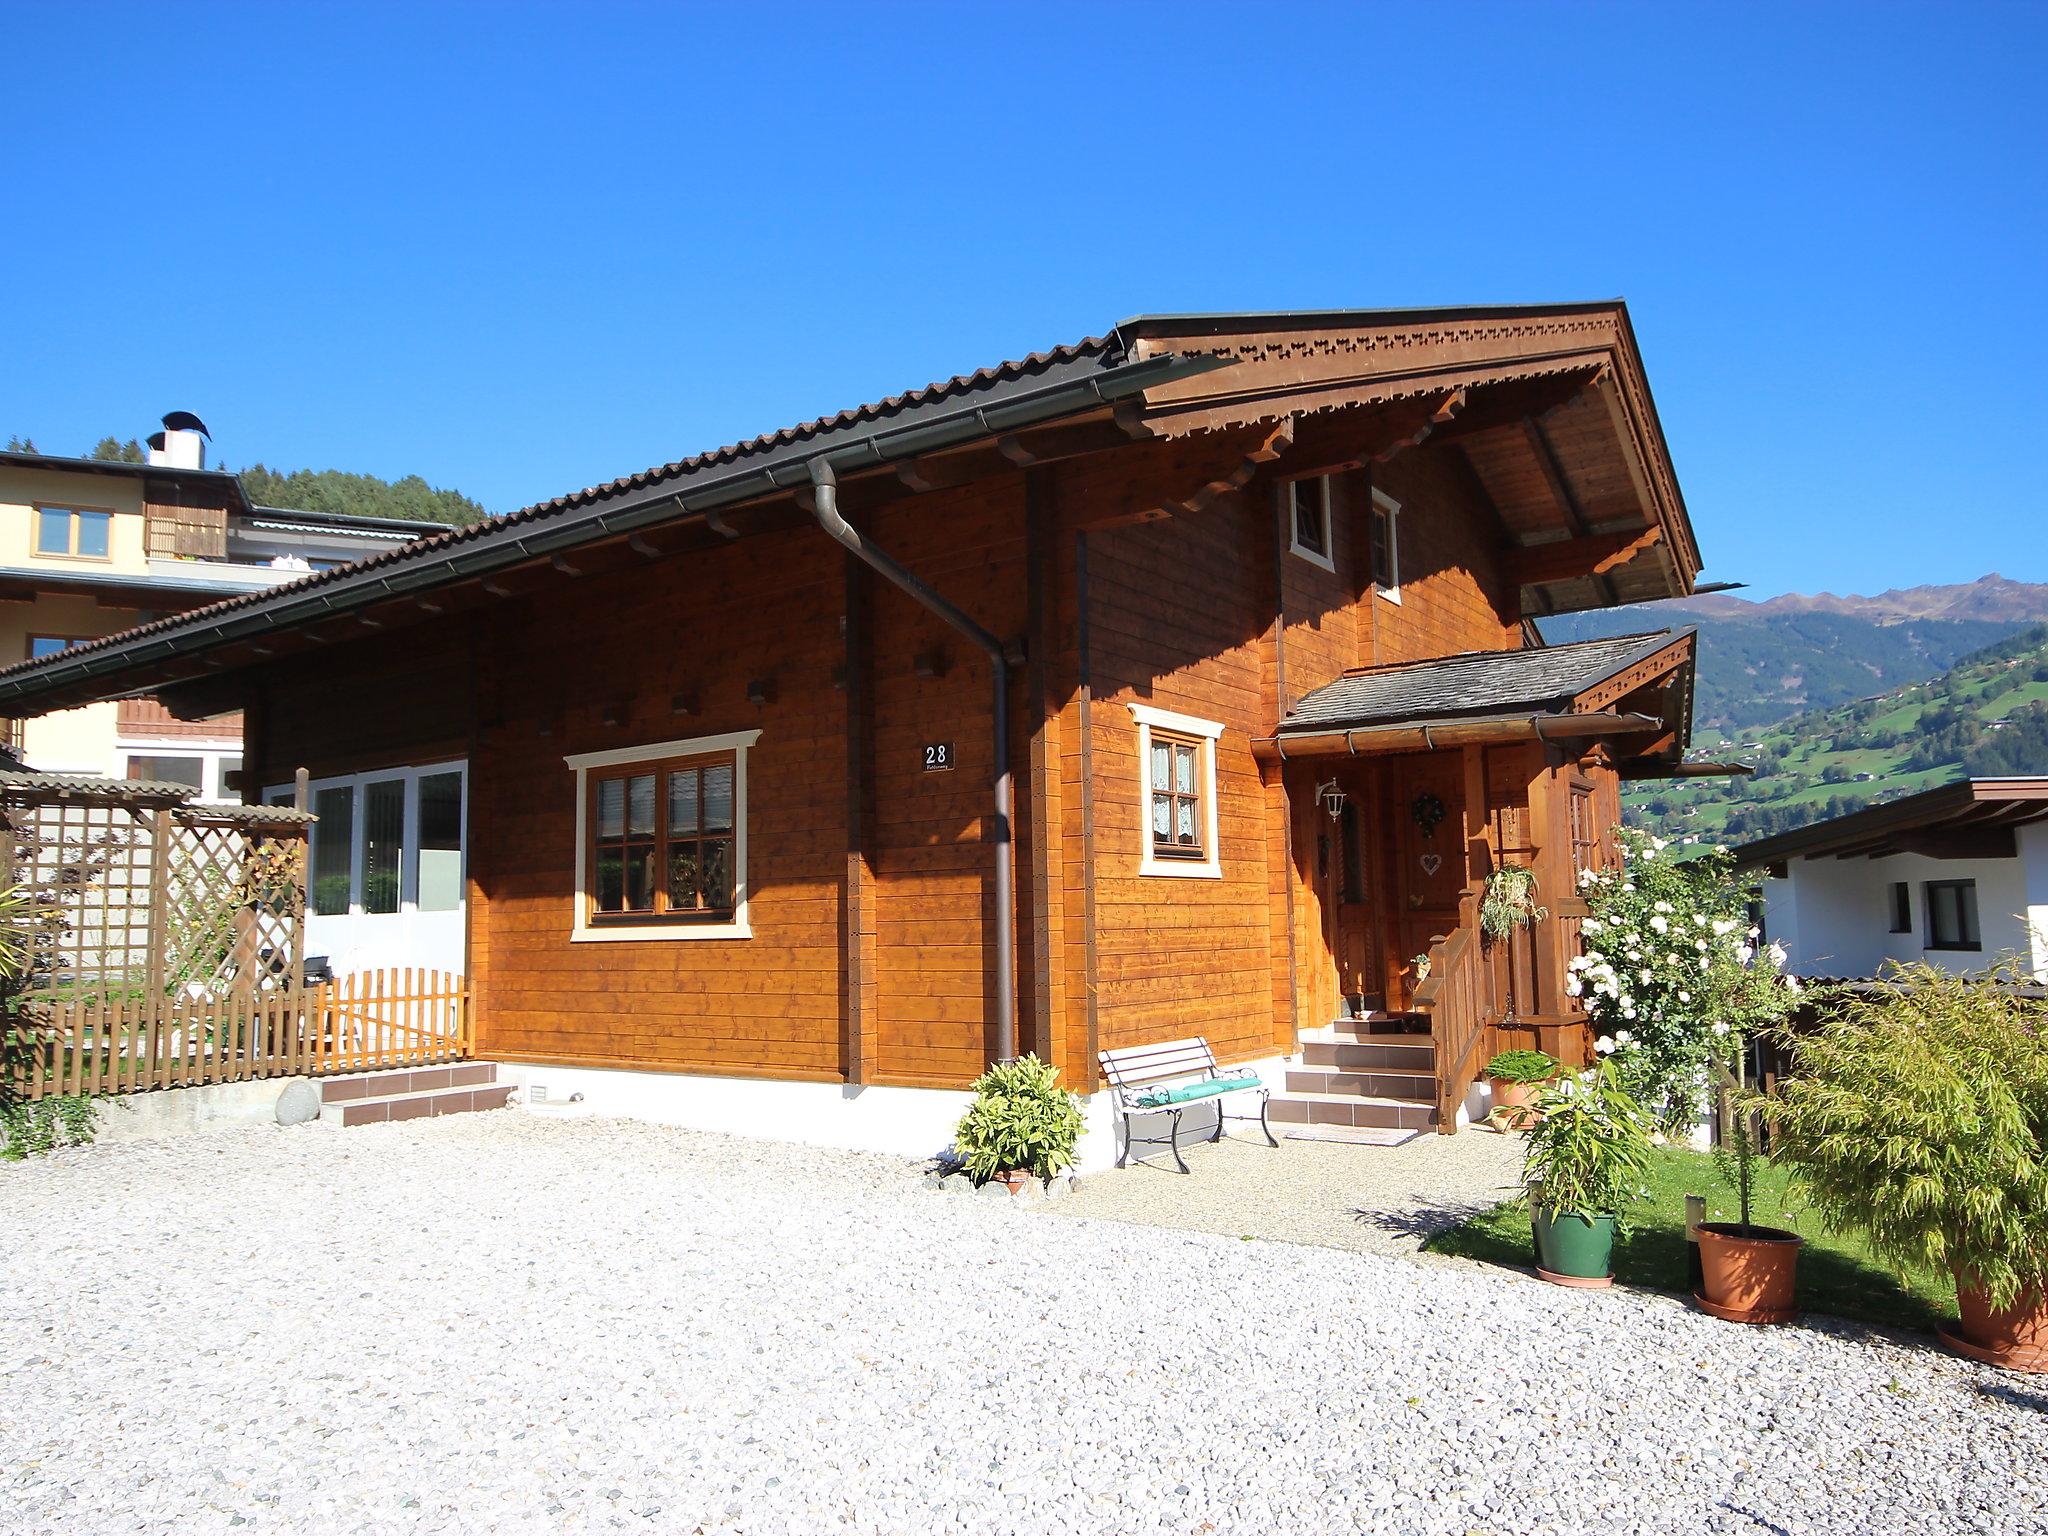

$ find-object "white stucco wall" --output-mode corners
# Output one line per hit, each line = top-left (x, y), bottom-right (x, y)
(1763, 841), (2046, 981)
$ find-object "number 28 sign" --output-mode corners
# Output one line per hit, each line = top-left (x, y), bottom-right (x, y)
(923, 742), (954, 772)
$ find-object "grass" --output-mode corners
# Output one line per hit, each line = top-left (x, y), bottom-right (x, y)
(1423, 1144), (1954, 1333)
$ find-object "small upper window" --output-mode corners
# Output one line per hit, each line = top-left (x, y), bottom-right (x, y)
(35, 505), (113, 559)
(1287, 477), (1334, 570)
(27, 634), (84, 662)
(1924, 880), (1980, 951)
(1889, 881), (1912, 934)
(1369, 488), (1402, 601)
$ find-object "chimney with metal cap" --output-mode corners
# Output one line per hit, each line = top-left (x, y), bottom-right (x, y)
(145, 411), (211, 471)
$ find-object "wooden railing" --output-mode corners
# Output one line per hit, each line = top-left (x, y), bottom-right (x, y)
(1411, 903), (1493, 1132)
(19, 968), (470, 1101)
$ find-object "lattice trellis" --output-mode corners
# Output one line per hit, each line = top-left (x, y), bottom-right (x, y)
(4, 794), (308, 1006)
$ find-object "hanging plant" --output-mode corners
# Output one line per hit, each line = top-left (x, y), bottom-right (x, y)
(1479, 865), (1548, 943)
(1410, 791), (1447, 837)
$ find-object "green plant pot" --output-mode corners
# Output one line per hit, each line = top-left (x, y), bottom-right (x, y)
(1531, 1206), (1617, 1284)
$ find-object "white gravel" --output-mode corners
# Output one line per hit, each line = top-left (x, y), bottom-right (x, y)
(3, 1113), (2043, 1536)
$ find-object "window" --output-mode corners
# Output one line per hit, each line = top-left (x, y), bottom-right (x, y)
(362, 778), (405, 915)
(417, 771), (464, 912)
(1149, 733), (1205, 860)
(1924, 880), (1981, 951)
(1129, 703), (1223, 879)
(1369, 488), (1402, 601)
(126, 755), (204, 791)
(272, 762), (466, 921)
(1339, 801), (1366, 905)
(1889, 881), (1913, 934)
(26, 635), (88, 661)
(34, 505), (113, 559)
(1287, 476), (1335, 571)
(1569, 784), (1598, 875)
(566, 730), (757, 940)
(311, 785), (356, 917)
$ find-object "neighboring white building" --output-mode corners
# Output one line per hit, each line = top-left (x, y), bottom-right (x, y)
(1736, 777), (2048, 981)
(1, 414), (448, 800)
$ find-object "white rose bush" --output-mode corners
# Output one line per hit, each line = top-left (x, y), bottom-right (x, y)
(1566, 827), (1798, 1133)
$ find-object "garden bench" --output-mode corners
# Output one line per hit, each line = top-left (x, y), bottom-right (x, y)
(1099, 1036), (1278, 1173)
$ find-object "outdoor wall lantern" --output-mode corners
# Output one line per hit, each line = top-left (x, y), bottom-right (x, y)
(1315, 780), (1349, 820)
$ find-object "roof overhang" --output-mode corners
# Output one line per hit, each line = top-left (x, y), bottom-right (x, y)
(0, 343), (1226, 717)
(1263, 629), (1697, 767)
(1734, 778), (2048, 867)
(1114, 302), (1699, 614)
(0, 450), (251, 513)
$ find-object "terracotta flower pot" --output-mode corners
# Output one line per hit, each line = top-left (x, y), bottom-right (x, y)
(1487, 1078), (1545, 1130)
(1942, 1276), (2048, 1373)
(1695, 1222), (1803, 1323)
(997, 1168), (1036, 1195)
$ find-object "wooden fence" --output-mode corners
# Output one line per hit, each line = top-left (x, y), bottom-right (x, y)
(22, 968), (471, 1101)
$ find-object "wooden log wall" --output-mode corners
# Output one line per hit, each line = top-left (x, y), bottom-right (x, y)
(235, 406), (1592, 1097)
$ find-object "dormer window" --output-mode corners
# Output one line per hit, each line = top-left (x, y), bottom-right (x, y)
(1287, 476), (1334, 571)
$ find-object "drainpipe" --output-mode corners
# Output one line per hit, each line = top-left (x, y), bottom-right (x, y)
(808, 460), (1016, 1064)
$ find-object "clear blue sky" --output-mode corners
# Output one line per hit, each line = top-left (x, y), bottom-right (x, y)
(5, 2), (2042, 599)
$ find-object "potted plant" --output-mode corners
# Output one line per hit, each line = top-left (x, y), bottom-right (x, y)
(1479, 864), (1547, 944)
(1521, 1060), (1653, 1287)
(1482, 1047), (1559, 1130)
(1694, 1044), (1804, 1322)
(951, 1053), (1085, 1193)
(1771, 963), (2048, 1371)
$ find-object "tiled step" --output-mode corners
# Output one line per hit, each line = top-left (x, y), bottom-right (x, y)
(320, 1061), (499, 1103)
(1269, 1091), (1438, 1131)
(318, 1062), (511, 1127)
(1285, 1066), (1438, 1101)
(1297, 1031), (1437, 1073)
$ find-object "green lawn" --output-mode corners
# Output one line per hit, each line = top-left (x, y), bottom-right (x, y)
(1422, 1145), (1954, 1333)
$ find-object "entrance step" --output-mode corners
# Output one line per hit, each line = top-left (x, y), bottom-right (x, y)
(1285, 1066), (1437, 1102)
(1296, 1029), (1437, 1073)
(1268, 1091), (1438, 1132)
(318, 1062), (512, 1127)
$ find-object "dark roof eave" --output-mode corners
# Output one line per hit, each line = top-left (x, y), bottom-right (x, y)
(1732, 776), (2048, 867)
(0, 348), (1224, 710)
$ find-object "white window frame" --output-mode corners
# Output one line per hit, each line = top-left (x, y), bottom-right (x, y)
(1129, 703), (1223, 880)
(1286, 475), (1336, 573)
(1371, 487), (1403, 603)
(565, 728), (759, 941)
(263, 760), (469, 919)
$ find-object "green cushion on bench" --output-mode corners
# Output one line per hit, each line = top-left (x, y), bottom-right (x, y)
(1134, 1072), (1262, 1108)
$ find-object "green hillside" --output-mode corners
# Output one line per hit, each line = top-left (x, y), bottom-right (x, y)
(1632, 624), (2048, 844)
(1542, 607), (2017, 730)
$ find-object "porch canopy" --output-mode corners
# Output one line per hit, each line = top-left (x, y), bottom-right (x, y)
(1256, 629), (1697, 770)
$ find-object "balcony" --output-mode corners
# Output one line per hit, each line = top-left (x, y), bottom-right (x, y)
(116, 696), (243, 744)
(144, 504), (228, 560)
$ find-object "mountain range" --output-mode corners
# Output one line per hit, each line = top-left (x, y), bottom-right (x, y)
(1540, 574), (2048, 732)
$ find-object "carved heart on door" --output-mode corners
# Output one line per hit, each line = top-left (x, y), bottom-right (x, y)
(1419, 852), (1443, 877)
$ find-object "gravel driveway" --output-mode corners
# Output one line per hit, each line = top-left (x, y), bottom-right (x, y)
(3, 1114), (2042, 1536)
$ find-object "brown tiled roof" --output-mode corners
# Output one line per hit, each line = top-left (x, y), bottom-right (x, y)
(0, 337), (1139, 694)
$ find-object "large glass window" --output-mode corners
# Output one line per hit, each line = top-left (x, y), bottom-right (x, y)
(126, 755), (205, 791)
(312, 786), (355, 916)
(362, 778), (405, 915)
(417, 771), (464, 912)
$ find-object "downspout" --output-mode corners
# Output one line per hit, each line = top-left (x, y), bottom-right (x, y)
(808, 460), (1017, 1064)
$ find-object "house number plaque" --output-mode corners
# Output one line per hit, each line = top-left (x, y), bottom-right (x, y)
(922, 742), (955, 772)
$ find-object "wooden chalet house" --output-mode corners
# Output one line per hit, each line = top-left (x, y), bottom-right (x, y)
(0, 305), (1705, 1160)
